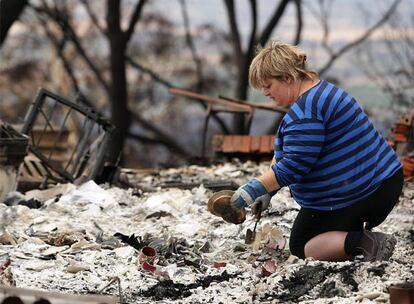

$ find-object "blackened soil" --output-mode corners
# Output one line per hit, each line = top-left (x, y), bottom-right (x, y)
(408, 229), (414, 243)
(275, 264), (331, 302)
(262, 263), (360, 302)
(367, 263), (386, 277)
(139, 271), (237, 300)
(339, 264), (358, 292)
(318, 281), (345, 298)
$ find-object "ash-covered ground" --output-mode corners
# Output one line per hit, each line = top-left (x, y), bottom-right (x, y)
(1, 160), (413, 303)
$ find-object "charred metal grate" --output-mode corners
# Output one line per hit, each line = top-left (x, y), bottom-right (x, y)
(20, 88), (115, 185)
(0, 122), (29, 167)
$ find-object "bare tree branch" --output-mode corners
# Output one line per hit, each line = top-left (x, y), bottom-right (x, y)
(224, 0), (243, 66)
(318, 0), (401, 76)
(125, 0), (147, 43)
(320, 0), (334, 55)
(80, 1), (176, 91)
(356, 7), (414, 108)
(127, 131), (168, 144)
(126, 56), (174, 88)
(80, 1), (176, 97)
(237, 0), (257, 96)
(304, 0), (333, 55)
(79, 0), (106, 35)
(37, 15), (98, 114)
(292, 0), (303, 45)
(179, 0), (204, 92)
(245, 0), (257, 64)
(127, 130), (194, 162)
(130, 110), (191, 157)
(259, 0), (291, 46)
(31, 3), (111, 94)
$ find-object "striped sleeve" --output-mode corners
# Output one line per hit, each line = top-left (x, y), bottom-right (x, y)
(272, 118), (325, 187)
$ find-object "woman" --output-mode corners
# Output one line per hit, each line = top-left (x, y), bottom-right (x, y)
(230, 40), (403, 262)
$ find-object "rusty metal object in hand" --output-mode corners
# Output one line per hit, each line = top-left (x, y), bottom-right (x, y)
(207, 190), (246, 224)
(245, 202), (262, 244)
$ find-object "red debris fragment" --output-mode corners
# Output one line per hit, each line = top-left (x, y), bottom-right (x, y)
(0, 259), (10, 274)
(267, 237), (287, 250)
(213, 261), (227, 268)
(388, 115), (414, 182)
(138, 246), (156, 265)
(142, 261), (157, 273)
(261, 259), (277, 277)
(277, 238), (287, 250)
(402, 156), (414, 181)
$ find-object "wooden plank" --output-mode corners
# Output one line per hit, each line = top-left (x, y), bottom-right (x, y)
(217, 95), (289, 114)
(169, 88), (251, 112)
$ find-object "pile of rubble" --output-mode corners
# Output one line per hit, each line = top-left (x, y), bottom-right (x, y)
(1, 161), (413, 303)
(389, 115), (414, 182)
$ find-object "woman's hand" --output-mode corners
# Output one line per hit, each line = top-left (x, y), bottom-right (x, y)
(230, 178), (272, 214)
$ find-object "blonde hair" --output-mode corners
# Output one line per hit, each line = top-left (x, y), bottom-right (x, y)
(249, 39), (318, 89)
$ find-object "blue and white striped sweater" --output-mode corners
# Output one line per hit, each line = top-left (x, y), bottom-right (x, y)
(273, 80), (401, 210)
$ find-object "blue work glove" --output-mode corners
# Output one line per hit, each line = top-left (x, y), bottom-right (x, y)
(231, 178), (276, 214)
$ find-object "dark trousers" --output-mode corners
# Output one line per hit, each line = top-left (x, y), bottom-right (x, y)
(289, 168), (404, 259)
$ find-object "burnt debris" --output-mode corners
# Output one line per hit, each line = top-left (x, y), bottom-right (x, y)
(114, 233), (148, 251)
(262, 263), (360, 302)
(139, 271), (238, 301)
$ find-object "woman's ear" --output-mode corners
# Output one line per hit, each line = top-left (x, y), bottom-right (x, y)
(284, 75), (292, 84)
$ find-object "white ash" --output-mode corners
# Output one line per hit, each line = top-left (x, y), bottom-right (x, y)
(0, 160), (412, 303)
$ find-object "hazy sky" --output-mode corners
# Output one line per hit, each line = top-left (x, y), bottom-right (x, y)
(152, 0), (411, 42)
(148, 0), (411, 87)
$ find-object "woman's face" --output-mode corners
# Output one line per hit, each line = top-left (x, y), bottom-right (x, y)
(262, 78), (295, 107)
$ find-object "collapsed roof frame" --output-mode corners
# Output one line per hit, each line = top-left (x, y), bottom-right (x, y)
(21, 88), (116, 186)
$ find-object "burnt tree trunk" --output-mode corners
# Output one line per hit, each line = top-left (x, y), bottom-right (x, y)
(0, 0), (28, 46)
(224, 0), (294, 133)
(233, 0), (257, 133)
(106, 0), (130, 166)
